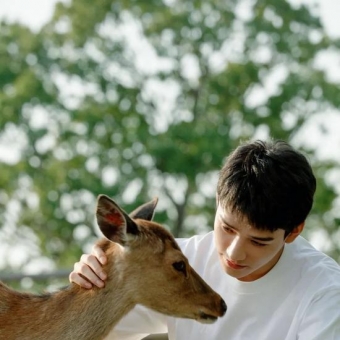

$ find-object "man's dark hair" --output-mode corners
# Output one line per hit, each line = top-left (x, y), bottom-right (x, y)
(216, 140), (316, 234)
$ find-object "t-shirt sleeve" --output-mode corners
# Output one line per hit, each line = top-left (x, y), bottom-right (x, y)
(104, 304), (168, 340)
(297, 288), (340, 339)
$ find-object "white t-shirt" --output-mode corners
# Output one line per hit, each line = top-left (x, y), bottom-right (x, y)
(105, 232), (340, 340)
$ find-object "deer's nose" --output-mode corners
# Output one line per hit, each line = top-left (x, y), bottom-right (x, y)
(220, 299), (227, 315)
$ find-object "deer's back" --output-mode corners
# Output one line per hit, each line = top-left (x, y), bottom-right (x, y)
(0, 244), (134, 340)
(0, 282), (80, 339)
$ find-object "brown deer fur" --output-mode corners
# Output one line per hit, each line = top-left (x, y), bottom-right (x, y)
(0, 195), (226, 340)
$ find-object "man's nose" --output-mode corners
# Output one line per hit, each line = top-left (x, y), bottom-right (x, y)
(227, 237), (246, 262)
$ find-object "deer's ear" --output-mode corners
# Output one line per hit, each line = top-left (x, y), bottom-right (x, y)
(129, 197), (158, 221)
(96, 195), (139, 244)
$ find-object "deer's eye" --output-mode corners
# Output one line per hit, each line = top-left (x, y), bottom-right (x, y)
(173, 261), (186, 274)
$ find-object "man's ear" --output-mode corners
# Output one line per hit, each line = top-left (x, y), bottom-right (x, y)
(285, 222), (305, 244)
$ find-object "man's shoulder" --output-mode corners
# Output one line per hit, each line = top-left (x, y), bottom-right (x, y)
(291, 236), (340, 287)
(176, 231), (214, 251)
(292, 236), (338, 266)
(175, 231), (217, 266)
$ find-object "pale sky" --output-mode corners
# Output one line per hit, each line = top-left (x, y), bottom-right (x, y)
(0, 0), (339, 36)
(0, 0), (68, 32)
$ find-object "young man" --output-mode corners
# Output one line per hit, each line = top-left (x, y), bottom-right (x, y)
(70, 140), (340, 339)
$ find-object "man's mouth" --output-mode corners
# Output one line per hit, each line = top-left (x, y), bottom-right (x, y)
(226, 259), (246, 270)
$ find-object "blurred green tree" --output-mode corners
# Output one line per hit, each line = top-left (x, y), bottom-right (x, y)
(0, 0), (339, 282)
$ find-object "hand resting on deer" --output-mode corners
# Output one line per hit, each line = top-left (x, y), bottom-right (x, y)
(0, 195), (227, 340)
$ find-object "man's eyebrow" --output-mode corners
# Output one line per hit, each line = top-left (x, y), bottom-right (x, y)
(219, 215), (274, 242)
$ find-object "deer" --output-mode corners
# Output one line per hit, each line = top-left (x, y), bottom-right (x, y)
(0, 194), (227, 340)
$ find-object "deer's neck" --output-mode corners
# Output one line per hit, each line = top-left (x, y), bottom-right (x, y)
(49, 250), (135, 340)
(57, 281), (135, 339)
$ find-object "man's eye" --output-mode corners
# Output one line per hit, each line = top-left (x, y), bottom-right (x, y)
(252, 240), (267, 247)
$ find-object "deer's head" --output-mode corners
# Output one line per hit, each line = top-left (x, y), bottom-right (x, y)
(96, 194), (227, 323)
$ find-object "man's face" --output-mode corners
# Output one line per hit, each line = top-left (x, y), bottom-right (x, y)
(214, 204), (287, 282)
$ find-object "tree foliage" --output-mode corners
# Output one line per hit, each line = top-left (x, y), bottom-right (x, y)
(0, 0), (339, 278)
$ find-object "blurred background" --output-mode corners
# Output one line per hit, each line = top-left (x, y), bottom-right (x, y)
(0, 0), (339, 305)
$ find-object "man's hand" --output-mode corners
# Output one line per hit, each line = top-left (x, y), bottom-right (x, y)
(69, 245), (108, 288)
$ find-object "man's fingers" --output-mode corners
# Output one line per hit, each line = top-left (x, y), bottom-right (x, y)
(69, 271), (92, 289)
(92, 245), (107, 265)
(68, 247), (108, 288)
(80, 253), (107, 280)
(76, 259), (105, 285)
